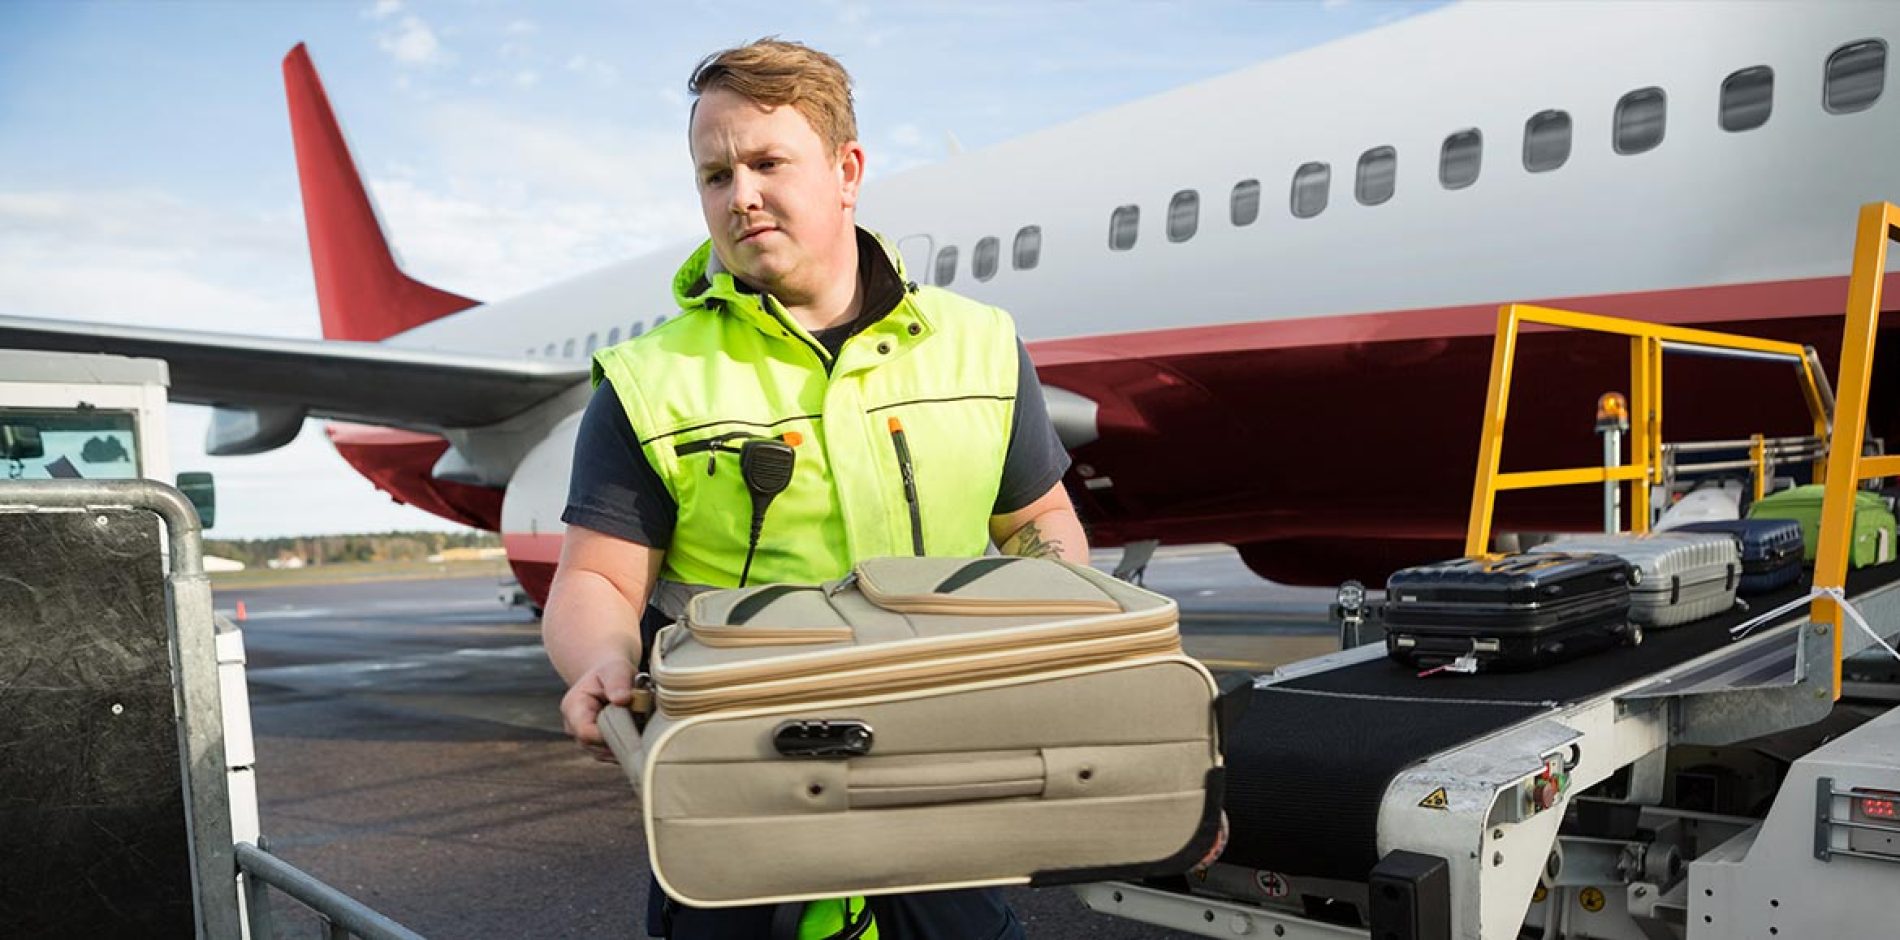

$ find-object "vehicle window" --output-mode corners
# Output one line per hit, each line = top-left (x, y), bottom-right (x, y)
(1440, 129), (1482, 189)
(1524, 109), (1572, 172)
(1013, 225), (1041, 270)
(1720, 66), (1774, 132)
(1291, 162), (1330, 219)
(1614, 87), (1667, 155)
(934, 246), (958, 285)
(1826, 39), (1887, 114)
(1168, 190), (1199, 242)
(1356, 146), (1397, 206)
(1109, 204), (1140, 250)
(0, 408), (141, 480)
(1230, 179), (1261, 226)
(974, 237), (1000, 281)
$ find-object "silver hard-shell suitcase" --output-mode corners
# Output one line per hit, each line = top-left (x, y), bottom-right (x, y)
(1531, 533), (1738, 628)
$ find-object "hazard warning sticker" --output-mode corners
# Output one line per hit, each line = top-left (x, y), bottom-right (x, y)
(1254, 871), (1290, 899)
(1418, 787), (1451, 810)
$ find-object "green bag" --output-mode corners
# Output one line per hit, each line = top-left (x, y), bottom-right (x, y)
(1747, 484), (1898, 567)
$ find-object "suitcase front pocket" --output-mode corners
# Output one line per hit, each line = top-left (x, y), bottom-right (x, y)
(685, 585), (855, 648)
(854, 556), (1124, 615)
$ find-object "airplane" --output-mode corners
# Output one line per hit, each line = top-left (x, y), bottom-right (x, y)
(5, 0), (1900, 605)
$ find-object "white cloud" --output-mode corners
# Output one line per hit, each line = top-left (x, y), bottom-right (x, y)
(1322, 0), (1350, 10)
(514, 69), (540, 88)
(378, 13), (445, 67)
(505, 19), (537, 35)
(0, 187), (473, 538)
(361, 102), (703, 298)
(565, 54), (621, 86)
(366, 0), (402, 21)
(0, 189), (307, 334)
(890, 123), (923, 148)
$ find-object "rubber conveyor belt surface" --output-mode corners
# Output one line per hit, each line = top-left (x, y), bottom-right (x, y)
(1221, 564), (1900, 882)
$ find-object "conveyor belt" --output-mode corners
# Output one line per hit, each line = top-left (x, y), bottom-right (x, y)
(1221, 564), (1900, 882)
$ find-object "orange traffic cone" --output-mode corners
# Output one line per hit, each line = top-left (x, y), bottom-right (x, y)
(236, 601), (247, 622)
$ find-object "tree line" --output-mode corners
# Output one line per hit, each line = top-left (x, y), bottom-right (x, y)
(204, 530), (503, 567)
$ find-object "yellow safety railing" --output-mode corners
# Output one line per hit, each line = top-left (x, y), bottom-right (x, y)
(1466, 201), (1900, 703)
(1464, 307), (1831, 557)
(1811, 201), (1900, 699)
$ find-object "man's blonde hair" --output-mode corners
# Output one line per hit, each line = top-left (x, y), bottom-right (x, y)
(688, 39), (858, 153)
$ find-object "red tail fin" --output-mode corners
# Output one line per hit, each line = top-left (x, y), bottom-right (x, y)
(283, 44), (477, 342)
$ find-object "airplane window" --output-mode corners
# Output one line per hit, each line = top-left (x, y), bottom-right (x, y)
(1356, 147), (1397, 206)
(1614, 87), (1667, 155)
(1826, 39), (1886, 114)
(1440, 129), (1482, 190)
(1013, 225), (1041, 270)
(544, 343), (557, 357)
(1230, 180), (1261, 226)
(1523, 109), (1572, 172)
(585, 332), (599, 355)
(1291, 163), (1330, 219)
(608, 327), (622, 345)
(1168, 190), (1199, 242)
(526, 348), (535, 357)
(935, 245), (959, 285)
(1720, 66), (1774, 132)
(1109, 205), (1139, 250)
(563, 338), (576, 358)
(974, 237), (1000, 281)
(630, 321), (644, 337)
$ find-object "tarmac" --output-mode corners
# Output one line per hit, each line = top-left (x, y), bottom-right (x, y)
(223, 546), (1344, 938)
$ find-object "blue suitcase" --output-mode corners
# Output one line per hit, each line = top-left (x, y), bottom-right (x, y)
(1672, 519), (1804, 594)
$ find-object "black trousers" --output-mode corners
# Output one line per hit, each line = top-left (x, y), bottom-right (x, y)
(647, 879), (1025, 939)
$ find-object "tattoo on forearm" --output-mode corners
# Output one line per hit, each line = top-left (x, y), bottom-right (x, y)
(1004, 521), (1064, 560)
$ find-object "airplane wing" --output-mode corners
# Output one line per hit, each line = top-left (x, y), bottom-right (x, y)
(0, 314), (587, 432)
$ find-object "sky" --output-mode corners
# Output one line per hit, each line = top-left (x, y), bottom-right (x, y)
(0, 0), (1436, 539)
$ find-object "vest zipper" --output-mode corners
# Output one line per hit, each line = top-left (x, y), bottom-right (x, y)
(887, 417), (925, 556)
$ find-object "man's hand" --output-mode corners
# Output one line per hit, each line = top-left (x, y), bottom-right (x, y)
(561, 655), (637, 762)
(541, 528), (664, 760)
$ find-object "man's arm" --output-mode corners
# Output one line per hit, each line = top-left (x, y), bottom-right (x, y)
(542, 527), (664, 760)
(991, 480), (1089, 564)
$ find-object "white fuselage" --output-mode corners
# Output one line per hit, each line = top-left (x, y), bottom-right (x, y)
(347, 1), (1900, 556)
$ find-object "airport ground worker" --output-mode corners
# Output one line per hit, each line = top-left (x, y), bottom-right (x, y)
(540, 38), (1088, 939)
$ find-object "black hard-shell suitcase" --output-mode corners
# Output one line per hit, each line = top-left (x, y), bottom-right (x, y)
(1671, 519), (1804, 594)
(1384, 553), (1637, 671)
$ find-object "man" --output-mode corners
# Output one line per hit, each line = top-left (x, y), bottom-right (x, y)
(542, 39), (1087, 939)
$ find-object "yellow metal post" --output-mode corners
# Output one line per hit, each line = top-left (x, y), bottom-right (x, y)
(1466, 306), (1522, 557)
(1812, 202), (1898, 700)
(1641, 337), (1664, 534)
(1629, 337), (1653, 531)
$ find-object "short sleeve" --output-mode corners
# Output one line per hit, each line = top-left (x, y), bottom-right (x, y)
(992, 339), (1072, 514)
(560, 379), (678, 547)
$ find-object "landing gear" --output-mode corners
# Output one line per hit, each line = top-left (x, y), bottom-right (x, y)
(1114, 539), (1158, 585)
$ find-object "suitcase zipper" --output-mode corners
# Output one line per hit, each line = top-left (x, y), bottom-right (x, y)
(655, 621), (1183, 715)
(658, 602), (1178, 692)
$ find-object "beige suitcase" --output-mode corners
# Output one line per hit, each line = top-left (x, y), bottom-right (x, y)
(600, 556), (1223, 908)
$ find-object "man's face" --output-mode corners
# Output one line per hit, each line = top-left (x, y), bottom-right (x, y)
(690, 87), (862, 299)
